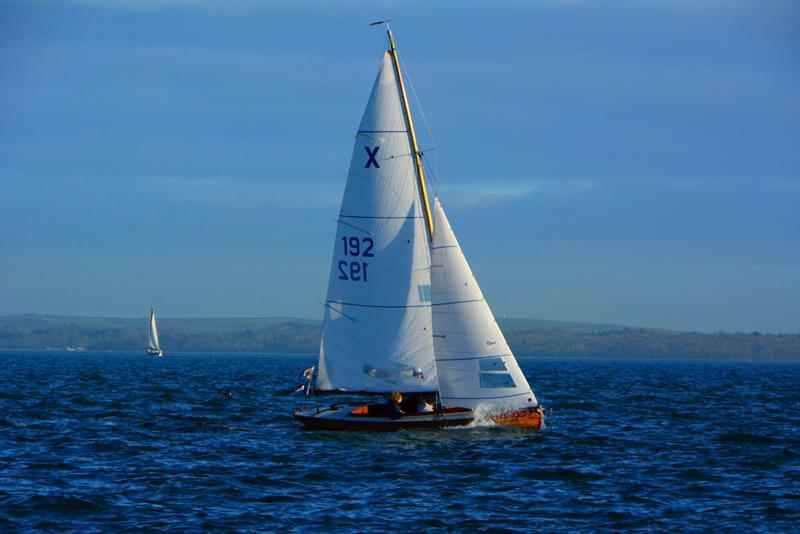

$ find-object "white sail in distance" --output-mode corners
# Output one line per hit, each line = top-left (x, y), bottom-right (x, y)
(315, 51), (438, 394)
(148, 307), (161, 352)
(430, 198), (539, 413)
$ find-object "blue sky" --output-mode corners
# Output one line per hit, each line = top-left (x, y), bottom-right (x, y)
(1, 1), (798, 333)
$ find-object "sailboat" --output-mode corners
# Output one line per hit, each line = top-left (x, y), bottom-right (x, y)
(146, 306), (163, 357)
(294, 26), (542, 430)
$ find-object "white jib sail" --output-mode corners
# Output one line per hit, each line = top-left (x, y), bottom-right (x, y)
(315, 52), (438, 394)
(430, 198), (539, 413)
(148, 307), (161, 351)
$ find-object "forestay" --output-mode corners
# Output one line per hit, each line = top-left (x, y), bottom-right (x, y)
(430, 198), (538, 412)
(315, 52), (438, 394)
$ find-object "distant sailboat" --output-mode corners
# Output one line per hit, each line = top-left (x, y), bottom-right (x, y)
(146, 307), (163, 357)
(294, 27), (542, 430)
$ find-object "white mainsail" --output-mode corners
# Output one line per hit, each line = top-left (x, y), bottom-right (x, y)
(430, 198), (539, 413)
(315, 51), (438, 394)
(148, 307), (161, 353)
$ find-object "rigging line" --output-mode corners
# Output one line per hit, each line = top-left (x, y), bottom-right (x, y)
(335, 218), (372, 235)
(433, 156), (440, 198)
(421, 157), (440, 194)
(399, 50), (442, 197)
(399, 54), (442, 197)
(322, 302), (357, 322)
(399, 50), (437, 155)
(388, 36), (434, 241)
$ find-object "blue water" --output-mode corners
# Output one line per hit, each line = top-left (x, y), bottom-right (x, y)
(0, 352), (798, 532)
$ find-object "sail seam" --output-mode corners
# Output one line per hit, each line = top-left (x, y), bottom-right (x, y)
(327, 299), (481, 309)
(441, 392), (532, 400)
(430, 299), (483, 306)
(339, 215), (423, 219)
(436, 354), (513, 362)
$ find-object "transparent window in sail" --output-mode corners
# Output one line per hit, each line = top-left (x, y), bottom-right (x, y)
(480, 373), (516, 388)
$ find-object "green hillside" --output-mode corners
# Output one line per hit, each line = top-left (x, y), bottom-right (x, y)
(1, 314), (797, 361)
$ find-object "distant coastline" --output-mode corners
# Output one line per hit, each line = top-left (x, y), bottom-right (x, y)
(1, 314), (798, 361)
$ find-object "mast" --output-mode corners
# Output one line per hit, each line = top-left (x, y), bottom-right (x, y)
(387, 29), (435, 241)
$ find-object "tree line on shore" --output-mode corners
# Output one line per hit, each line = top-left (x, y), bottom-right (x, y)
(1, 314), (797, 361)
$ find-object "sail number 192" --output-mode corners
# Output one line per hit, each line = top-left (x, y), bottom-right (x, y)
(339, 236), (373, 282)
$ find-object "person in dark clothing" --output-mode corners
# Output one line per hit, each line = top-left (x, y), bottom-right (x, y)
(388, 392), (404, 419)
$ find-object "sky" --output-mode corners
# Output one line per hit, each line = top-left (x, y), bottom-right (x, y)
(1, 1), (798, 333)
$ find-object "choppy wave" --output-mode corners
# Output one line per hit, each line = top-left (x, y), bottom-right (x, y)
(0, 352), (798, 531)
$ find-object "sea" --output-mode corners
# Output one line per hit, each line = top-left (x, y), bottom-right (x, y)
(0, 351), (797, 532)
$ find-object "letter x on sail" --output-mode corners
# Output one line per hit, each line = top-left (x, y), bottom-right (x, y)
(365, 146), (380, 168)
